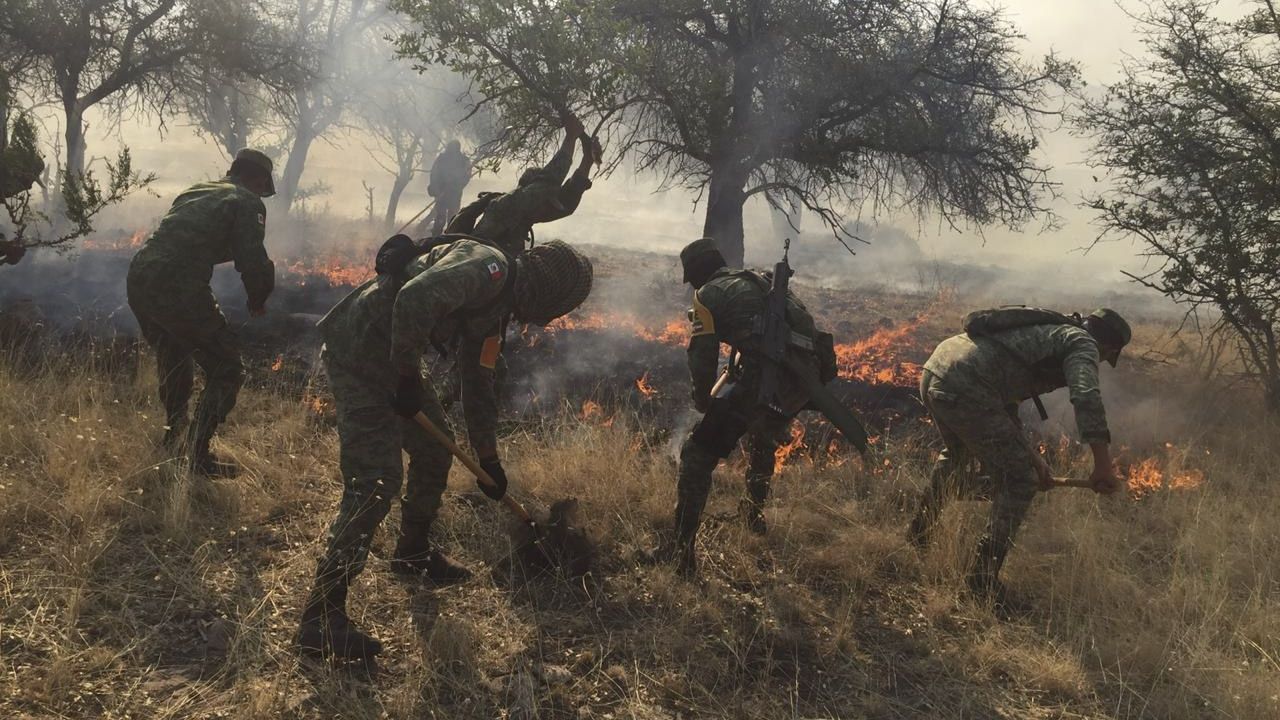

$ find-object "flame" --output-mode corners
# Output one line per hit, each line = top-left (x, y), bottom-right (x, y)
(81, 229), (148, 251)
(774, 423), (806, 470)
(635, 372), (657, 398)
(303, 391), (333, 417)
(284, 255), (372, 287)
(1124, 455), (1206, 497)
(545, 312), (691, 347)
(834, 314), (929, 387)
(271, 355), (284, 372)
(581, 399), (616, 426)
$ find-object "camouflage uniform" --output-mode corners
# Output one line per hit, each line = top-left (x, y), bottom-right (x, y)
(676, 266), (822, 543)
(425, 144), (472, 236)
(467, 142), (593, 255)
(126, 176), (274, 449)
(310, 239), (510, 599)
(911, 325), (1113, 591)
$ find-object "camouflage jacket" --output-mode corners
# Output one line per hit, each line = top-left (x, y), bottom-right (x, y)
(470, 143), (592, 255)
(128, 176), (274, 308)
(318, 238), (511, 456)
(686, 268), (818, 409)
(923, 324), (1112, 443)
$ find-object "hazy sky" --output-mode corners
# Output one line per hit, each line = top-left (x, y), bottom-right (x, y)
(91, 0), (1253, 293)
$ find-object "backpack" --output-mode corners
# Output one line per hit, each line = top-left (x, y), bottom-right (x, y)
(961, 306), (1084, 421)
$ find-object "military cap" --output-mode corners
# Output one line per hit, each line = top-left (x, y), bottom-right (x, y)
(1088, 308), (1131, 366)
(234, 148), (276, 197)
(680, 237), (726, 283)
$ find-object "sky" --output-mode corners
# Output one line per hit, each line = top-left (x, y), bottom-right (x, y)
(80, 0), (1254, 296)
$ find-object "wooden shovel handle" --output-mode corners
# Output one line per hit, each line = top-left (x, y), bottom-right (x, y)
(411, 411), (534, 524)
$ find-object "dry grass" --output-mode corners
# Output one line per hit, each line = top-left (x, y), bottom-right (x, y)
(1, 331), (1278, 719)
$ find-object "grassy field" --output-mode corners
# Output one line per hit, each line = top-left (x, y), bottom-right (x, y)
(1, 310), (1278, 719)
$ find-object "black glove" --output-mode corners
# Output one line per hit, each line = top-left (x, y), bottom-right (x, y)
(477, 457), (508, 501)
(390, 373), (425, 418)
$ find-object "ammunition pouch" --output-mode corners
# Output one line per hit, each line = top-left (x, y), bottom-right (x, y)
(690, 382), (753, 458)
(814, 331), (837, 384)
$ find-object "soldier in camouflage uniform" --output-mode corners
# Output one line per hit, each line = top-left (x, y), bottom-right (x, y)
(451, 116), (597, 256)
(661, 237), (827, 576)
(907, 308), (1131, 609)
(126, 149), (276, 477)
(297, 236), (593, 662)
(423, 140), (472, 236)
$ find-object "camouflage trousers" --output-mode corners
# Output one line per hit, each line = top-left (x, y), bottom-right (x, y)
(913, 369), (1038, 567)
(311, 354), (455, 594)
(126, 273), (244, 443)
(675, 406), (791, 540)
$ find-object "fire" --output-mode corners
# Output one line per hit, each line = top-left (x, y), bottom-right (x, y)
(81, 229), (148, 251)
(834, 314), (929, 388)
(284, 255), (372, 287)
(545, 312), (691, 347)
(1124, 455), (1205, 498)
(635, 372), (657, 398)
(271, 355), (284, 372)
(580, 399), (615, 427)
(774, 423), (807, 470)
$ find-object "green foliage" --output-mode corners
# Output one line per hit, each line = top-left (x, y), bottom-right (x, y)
(1080, 0), (1280, 409)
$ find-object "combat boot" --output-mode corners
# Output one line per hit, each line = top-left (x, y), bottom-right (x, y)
(965, 535), (1021, 617)
(189, 432), (240, 478)
(390, 524), (472, 582)
(296, 583), (383, 661)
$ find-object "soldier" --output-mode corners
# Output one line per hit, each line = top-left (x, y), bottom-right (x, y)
(297, 235), (592, 662)
(455, 115), (597, 256)
(126, 149), (277, 477)
(424, 140), (472, 236)
(907, 308), (1131, 610)
(660, 237), (829, 576)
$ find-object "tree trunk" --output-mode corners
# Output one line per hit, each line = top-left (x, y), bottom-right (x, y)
(278, 128), (315, 214)
(64, 102), (87, 179)
(702, 168), (748, 268)
(384, 170), (412, 228)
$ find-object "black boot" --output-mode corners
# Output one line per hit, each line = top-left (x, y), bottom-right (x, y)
(296, 581), (383, 661)
(389, 545), (472, 583)
(743, 473), (770, 536)
(966, 535), (1018, 616)
(189, 430), (239, 478)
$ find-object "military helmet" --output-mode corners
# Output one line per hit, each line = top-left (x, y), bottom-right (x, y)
(679, 237), (727, 283)
(233, 148), (276, 198)
(515, 240), (594, 325)
(1086, 308), (1132, 366)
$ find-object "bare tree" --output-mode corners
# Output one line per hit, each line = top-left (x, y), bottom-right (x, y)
(393, 0), (1075, 265)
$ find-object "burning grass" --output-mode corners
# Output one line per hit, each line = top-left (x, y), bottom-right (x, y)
(2, 331), (1278, 719)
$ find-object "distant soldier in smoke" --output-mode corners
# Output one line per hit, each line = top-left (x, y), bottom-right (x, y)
(297, 235), (592, 662)
(907, 307), (1131, 612)
(449, 115), (598, 256)
(422, 139), (472, 236)
(126, 148), (277, 477)
(659, 237), (834, 577)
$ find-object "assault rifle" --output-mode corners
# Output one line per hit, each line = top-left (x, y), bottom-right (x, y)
(752, 239), (871, 454)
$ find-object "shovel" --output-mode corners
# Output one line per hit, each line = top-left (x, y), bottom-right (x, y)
(411, 411), (593, 577)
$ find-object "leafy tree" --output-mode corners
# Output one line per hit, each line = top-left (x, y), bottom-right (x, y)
(1, 73), (153, 257)
(1081, 0), (1280, 410)
(393, 0), (1074, 265)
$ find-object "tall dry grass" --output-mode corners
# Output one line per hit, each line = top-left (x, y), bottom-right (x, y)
(1, 333), (1277, 719)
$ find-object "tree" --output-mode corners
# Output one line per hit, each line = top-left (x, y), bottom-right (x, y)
(1081, 0), (1280, 411)
(267, 0), (384, 213)
(1, 73), (153, 256)
(358, 60), (492, 228)
(0, 0), (277, 184)
(393, 0), (1074, 265)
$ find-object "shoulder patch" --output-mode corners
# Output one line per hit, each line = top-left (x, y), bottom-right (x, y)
(690, 292), (716, 337)
(257, 213), (266, 225)
(486, 260), (504, 281)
